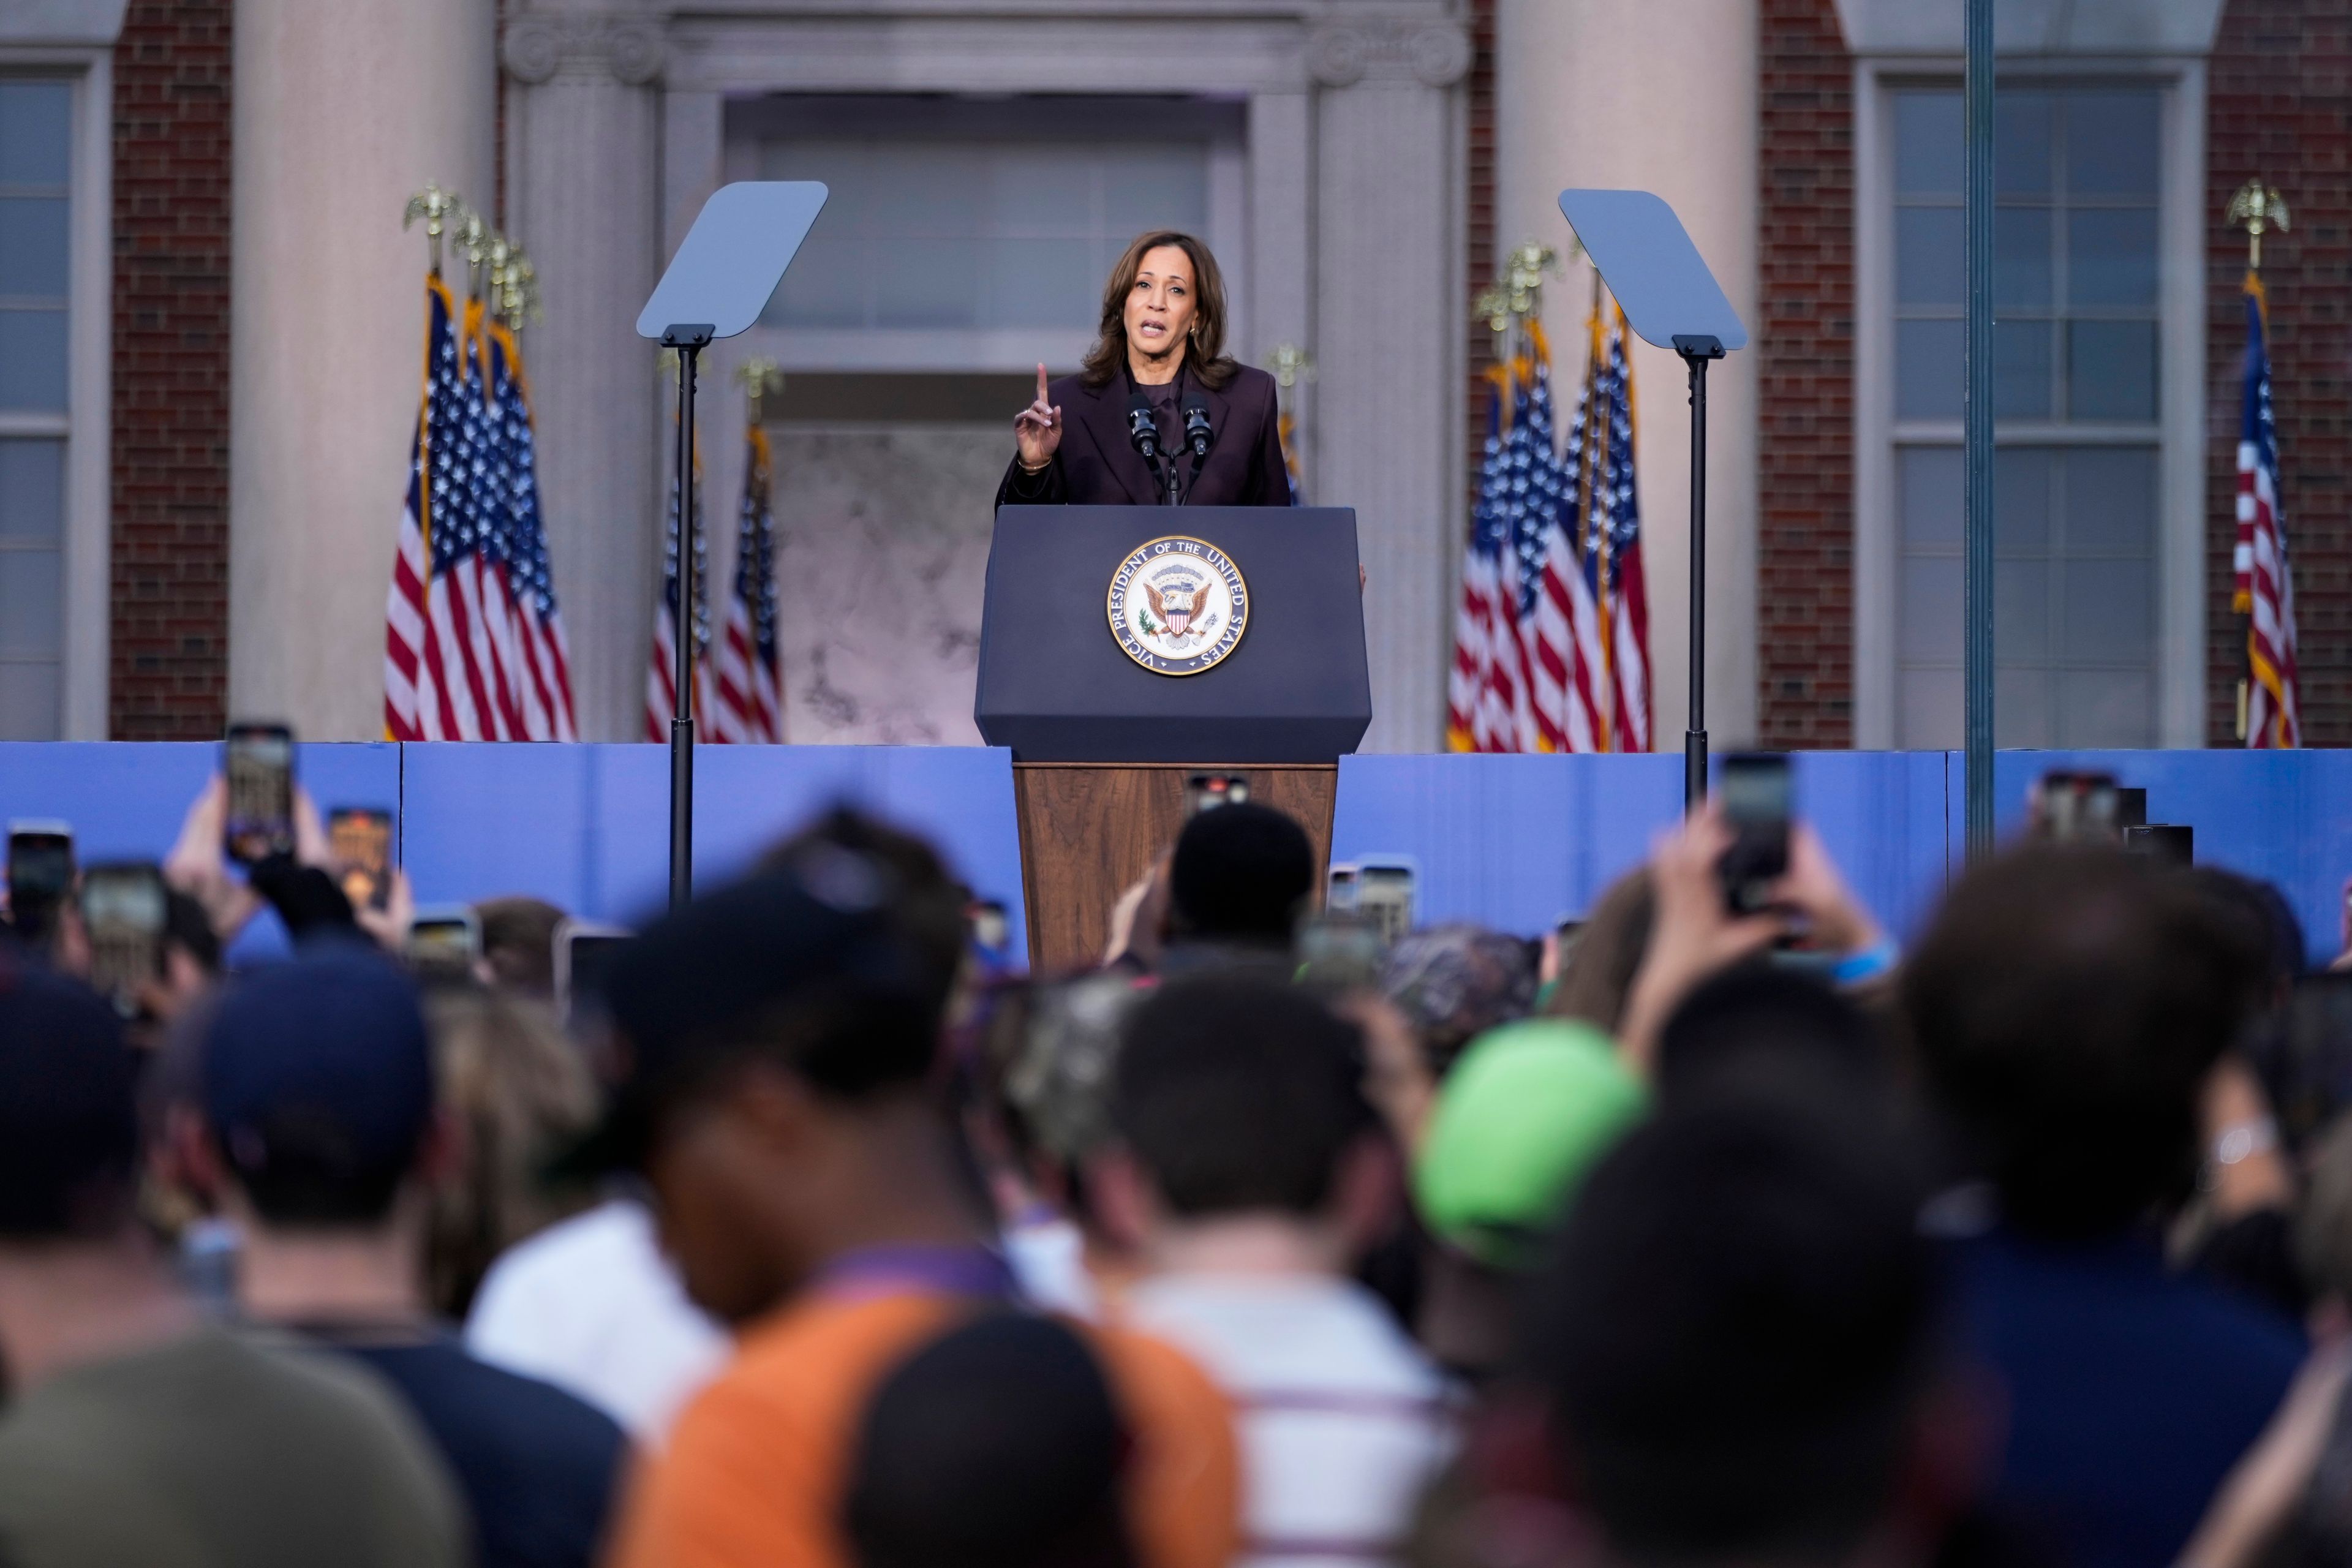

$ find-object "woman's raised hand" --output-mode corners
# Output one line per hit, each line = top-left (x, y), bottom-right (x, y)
(1013, 362), (1063, 469)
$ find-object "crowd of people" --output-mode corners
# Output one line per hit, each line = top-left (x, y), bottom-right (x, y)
(3, 773), (2352, 1568)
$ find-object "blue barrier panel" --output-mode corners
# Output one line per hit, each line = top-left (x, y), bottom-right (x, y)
(399, 744), (1027, 952)
(1331, 754), (1681, 936)
(0, 742), (402, 965)
(1954, 750), (2352, 967)
(1332, 752), (1953, 941)
(0, 742), (400, 863)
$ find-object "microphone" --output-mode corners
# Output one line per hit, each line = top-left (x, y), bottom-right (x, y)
(1128, 389), (1177, 506)
(1182, 394), (1214, 464)
(1126, 391), (1162, 463)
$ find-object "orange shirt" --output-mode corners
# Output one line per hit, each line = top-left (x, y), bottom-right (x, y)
(606, 1287), (1240, 1568)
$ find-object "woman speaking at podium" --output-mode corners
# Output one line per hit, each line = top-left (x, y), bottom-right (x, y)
(997, 230), (1292, 508)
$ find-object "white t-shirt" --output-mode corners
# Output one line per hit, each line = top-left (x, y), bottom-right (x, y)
(1123, 1272), (1457, 1568)
(1002, 1215), (1101, 1321)
(463, 1198), (730, 1443)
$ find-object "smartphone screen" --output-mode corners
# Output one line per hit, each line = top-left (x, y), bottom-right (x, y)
(7, 820), (75, 945)
(1717, 753), (1792, 914)
(2032, 769), (2120, 844)
(2123, 823), (2194, 866)
(83, 862), (166, 1014)
(1327, 864), (1360, 914)
(1355, 859), (1417, 946)
(554, 922), (631, 1021)
(328, 807), (393, 911)
(2266, 973), (2352, 1152)
(969, 900), (1009, 953)
(224, 723), (296, 867)
(1185, 772), (1251, 815)
(1294, 912), (1387, 992)
(405, 907), (480, 977)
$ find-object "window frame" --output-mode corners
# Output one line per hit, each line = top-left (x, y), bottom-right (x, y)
(0, 47), (109, 740)
(720, 94), (1249, 376)
(1853, 56), (2206, 750)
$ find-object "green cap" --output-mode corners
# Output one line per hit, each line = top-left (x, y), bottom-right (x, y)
(1412, 1018), (1648, 1269)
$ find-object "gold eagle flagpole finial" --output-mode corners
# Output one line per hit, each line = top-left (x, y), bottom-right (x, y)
(735, 358), (785, 424)
(402, 184), (466, 278)
(499, 247), (543, 334)
(2226, 180), (2290, 272)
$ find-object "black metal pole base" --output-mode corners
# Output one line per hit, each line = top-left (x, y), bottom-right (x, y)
(670, 716), (695, 906)
(1672, 335), (1724, 816)
(662, 323), (714, 910)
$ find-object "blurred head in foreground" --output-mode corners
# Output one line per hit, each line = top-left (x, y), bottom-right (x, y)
(1095, 973), (1388, 1269)
(1902, 846), (2266, 1239)
(1165, 803), (1314, 951)
(571, 837), (954, 1324)
(845, 1313), (1133, 1568)
(0, 960), (140, 1244)
(1532, 1093), (1943, 1568)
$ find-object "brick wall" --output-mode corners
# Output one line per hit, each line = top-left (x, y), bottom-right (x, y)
(1464, 0), (1496, 502)
(109, 0), (232, 740)
(2207, 0), (2352, 746)
(1755, 0), (1855, 747)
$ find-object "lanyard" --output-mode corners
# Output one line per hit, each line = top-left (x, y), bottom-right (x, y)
(811, 1243), (1021, 1304)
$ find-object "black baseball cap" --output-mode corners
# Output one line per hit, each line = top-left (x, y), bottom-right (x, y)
(202, 944), (435, 1192)
(0, 956), (139, 1237)
(559, 846), (938, 1176)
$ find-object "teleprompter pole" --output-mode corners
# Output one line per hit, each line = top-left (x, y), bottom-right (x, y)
(663, 324), (714, 910)
(1674, 334), (1725, 812)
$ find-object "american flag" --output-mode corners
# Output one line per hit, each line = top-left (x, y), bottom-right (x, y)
(385, 281), (576, 742)
(1446, 310), (1649, 753)
(644, 424), (715, 742)
(1449, 366), (1539, 751)
(712, 423), (783, 744)
(480, 317), (577, 739)
(1593, 311), (1652, 754)
(1446, 372), (1509, 750)
(2235, 273), (2299, 749)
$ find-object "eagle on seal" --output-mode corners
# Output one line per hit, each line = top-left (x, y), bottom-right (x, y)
(1143, 579), (1203, 638)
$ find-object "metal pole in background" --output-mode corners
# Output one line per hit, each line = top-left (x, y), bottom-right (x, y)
(664, 327), (712, 908)
(1963, 0), (1996, 858)
(1675, 334), (1725, 812)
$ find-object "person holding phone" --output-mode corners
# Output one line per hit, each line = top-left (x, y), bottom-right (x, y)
(997, 232), (1292, 509)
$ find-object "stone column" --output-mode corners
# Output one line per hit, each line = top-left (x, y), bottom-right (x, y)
(229, 0), (495, 737)
(1248, 89), (1315, 488)
(501, 2), (665, 740)
(1310, 12), (1470, 753)
(1496, 0), (1760, 749)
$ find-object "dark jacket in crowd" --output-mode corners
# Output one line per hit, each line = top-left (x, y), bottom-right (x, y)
(995, 364), (1292, 509)
(1954, 1227), (2303, 1568)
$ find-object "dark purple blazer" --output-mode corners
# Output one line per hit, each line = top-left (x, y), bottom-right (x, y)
(995, 363), (1294, 509)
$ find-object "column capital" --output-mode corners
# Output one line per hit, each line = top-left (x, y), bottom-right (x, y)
(1306, 15), (1471, 89)
(501, 10), (666, 86)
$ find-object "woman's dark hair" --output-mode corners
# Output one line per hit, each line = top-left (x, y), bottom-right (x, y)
(1080, 231), (1238, 392)
(1545, 869), (1656, 1036)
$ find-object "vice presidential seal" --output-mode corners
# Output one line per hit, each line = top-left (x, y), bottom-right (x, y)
(1107, 536), (1249, 676)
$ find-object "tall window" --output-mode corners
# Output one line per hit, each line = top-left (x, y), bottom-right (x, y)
(739, 96), (1243, 370)
(1891, 86), (2162, 748)
(0, 77), (72, 739)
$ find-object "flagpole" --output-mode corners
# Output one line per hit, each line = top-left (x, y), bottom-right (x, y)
(2227, 179), (2288, 746)
(1962, 0), (1994, 858)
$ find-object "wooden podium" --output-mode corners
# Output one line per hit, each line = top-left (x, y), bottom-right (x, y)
(1014, 764), (1336, 970)
(974, 505), (1371, 968)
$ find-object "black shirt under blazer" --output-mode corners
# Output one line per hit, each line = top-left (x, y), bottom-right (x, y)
(995, 364), (1295, 509)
